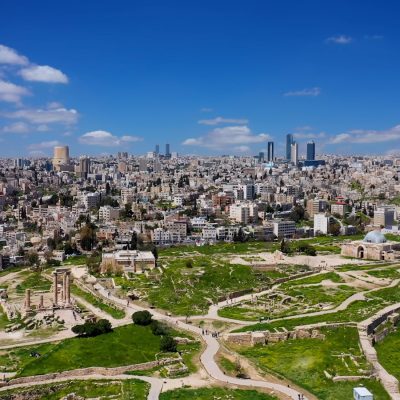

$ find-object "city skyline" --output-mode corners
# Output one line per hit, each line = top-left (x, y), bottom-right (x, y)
(1, 1), (400, 157)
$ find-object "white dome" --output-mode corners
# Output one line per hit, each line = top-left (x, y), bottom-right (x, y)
(363, 230), (387, 244)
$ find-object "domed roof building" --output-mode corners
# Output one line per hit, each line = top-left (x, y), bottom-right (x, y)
(363, 230), (387, 244)
(341, 230), (400, 261)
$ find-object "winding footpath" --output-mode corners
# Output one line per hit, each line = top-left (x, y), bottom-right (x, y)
(3, 265), (400, 399)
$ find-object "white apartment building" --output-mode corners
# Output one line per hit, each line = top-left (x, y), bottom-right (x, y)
(99, 206), (120, 222)
(201, 226), (217, 241)
(314, 213), (333, 235)
(374, 206), (396, 228)
(230, 203), (250, 224)
(216, 226), (240, 241)
(152, 228), (172, 245)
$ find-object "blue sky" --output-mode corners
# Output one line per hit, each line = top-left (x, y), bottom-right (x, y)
(0, 0), (400, 157)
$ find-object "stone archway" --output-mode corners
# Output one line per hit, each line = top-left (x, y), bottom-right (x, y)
(357, 246), (365, 259)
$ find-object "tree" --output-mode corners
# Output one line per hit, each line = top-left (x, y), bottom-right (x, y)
(129, 232), (138, 250)
(27, 251), (39, 267)
(160, 335), (177, 352)
(132, 310), (153, 326)
(330, 222), (341, 237)
(280, 238), (290, 254)
(72, 319), (112, 337)
(151, 246), (158, 261)
(80, 223), (97, 251)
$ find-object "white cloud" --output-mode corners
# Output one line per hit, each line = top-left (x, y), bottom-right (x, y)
(5, 106), (78, 125)
(28, 150), (46, 157)
(79, 130), (142, 147)
(330, 125), (400, 144)
(20, 65), (68, 83)
(234, 145), (251, 153)
(326, 35), (353, 44)
(293, 131), (326, 140)
(120, 135), (143, 142)
(28, 140), (62, 150)
(0, 80), (30, 103)
(182, 125), (271, 150)
(1, 122), (30, 134)
(36, 124), (49, 132)
(0, 44), (28, 65)
(284, 87), (321, 97)
(198, 116), (248, 125)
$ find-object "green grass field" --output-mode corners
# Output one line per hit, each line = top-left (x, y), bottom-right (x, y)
(71, 284), (126, 319)
(375, 328), (400, 380)
(0, 379), (149, 399)
(144, 257), (274, 315)
(15, 272), (51, 294)
(219, 284), (357, 321)
(160, 387), (278, 400)
(62, 255), (88, 265)
(237, 284), (400, 332)
(15, 325), (162, 376)
(239, 327), (389, 400)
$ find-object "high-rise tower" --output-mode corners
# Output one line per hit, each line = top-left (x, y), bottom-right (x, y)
(286, 134), (294, 160)
(307, 141), (316, 161)
(267, 141), (274, 162)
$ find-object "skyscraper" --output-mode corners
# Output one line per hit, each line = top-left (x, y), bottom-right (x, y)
(307, 140), (316, 161)
(155, 144), (160, 155)
(165, 143), (171, 158)
(78, 156), (90, 178)
(291, 142), (298, 165)
(267, 141), (274, 162)
(286, 134), (294, 160)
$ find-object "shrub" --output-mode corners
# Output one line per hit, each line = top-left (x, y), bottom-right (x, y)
(150, 320), (170, 336)
(132, 310), (153, 326)
(160, 335), (177, 352)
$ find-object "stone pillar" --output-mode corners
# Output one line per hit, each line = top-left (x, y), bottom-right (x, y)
(66, 272), (71, 305)
(39, 295), (44, 309)
(53, 272), (58, 305)
(25, 289), (31, 310)
(62, 273), (67, 303)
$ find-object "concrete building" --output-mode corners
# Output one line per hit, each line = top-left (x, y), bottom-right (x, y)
(291, 142), (298, 165)
(99, 206), (120, 222)
(267, 141), (274, 162)
(314, 213), (333, 235)
(331, 202), (348, 217)
(101, 250), (156, 273)
(230, 203), (250, 224)
(53, 146), (70, 171)
(307, 199), (328, 218)
(306, 141), (315, 161)
(273, 220), (296, 238)
(286, 134), (293, 161)
(374, 206), (395, 228)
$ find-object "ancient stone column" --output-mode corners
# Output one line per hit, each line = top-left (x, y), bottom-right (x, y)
(66, 272), (71, 305)
(25, 289), (31, 310)
(62, 272), (67, 303)
(53, 272), (58, 305)
(39, 295), (44, 309)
